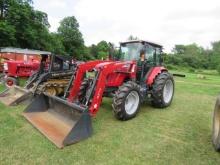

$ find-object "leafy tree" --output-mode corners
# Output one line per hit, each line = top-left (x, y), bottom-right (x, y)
(217, 65), (220, 75)
(212, 41), (220, 52)
(89, 44), (98, 59)
(168, 43), (211, 69)
(82, 45), (94, 60)
(96, 41), (109, 59)
(209, 41), (220, 69)
(172, 44), (203, 57)
(57, 16), (84, 59)
(172, 45), (186, 55)
(0, 0), (52, 51)
(0, 21), (16, 46)
(48, 33), (65, 55)
(164, 55), (183, 66)
(87, 41), (119, 60)
(6, 2), (51, 49)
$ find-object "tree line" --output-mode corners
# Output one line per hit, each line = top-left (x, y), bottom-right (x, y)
(164, 42), (220, 73)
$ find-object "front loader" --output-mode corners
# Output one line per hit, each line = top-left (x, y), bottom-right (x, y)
(23, 40), (175, 148)
(0, 54), (74, 106)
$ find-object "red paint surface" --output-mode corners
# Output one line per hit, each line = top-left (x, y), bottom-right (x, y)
(67, 60), (136, 116)
(0, 52), (41, 72)
(67, 60), (168, 116)
(6, 60), (40, 77)
(146, 66), (167, 86)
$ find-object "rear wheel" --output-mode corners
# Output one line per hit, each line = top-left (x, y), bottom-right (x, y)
(212, 95), (220, 151)
(113, 81), (141, 120)
(4, 77), (19, 88)
(151, 72), (174, 108)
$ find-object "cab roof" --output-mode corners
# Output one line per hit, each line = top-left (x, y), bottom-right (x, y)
(120, 40), (163, 48)
(0, 47), (51, 55)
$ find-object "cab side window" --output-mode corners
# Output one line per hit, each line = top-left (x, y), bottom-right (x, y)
(146, 45), (155, 66)
(155, 48), (162, 66)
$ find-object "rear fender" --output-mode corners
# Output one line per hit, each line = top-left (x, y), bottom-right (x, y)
(146, 66), (167, 86)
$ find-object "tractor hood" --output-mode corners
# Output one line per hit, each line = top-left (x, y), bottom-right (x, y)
(94, 60), (135, 73)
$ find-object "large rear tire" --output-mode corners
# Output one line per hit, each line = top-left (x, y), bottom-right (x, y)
(112, 81), (141, 120)
(151, 72), (174, 108)
(212, 95), (220, 152)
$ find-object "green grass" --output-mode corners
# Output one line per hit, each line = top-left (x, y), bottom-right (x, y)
(0, 71), (220, 164)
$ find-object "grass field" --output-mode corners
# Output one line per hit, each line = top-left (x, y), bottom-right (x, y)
(0, 71), (220, 164)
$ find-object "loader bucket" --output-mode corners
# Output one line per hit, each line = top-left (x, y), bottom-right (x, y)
(0, 86), (32, 106)
(23, 94), (92, 148)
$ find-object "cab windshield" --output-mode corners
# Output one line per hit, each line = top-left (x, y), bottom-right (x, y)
(120, 43), (144, 61)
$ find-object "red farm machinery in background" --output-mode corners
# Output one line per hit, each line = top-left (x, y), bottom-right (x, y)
(0, 47), (51, 87)
(3, 60), (40, 87)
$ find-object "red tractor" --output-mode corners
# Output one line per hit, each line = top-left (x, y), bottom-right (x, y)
(3, 60), (40, 88)
(23, 40), (175, 148)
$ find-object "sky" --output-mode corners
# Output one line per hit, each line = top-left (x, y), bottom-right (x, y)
(33, 0), (220, 52)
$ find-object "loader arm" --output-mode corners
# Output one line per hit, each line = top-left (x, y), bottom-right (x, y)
(67, 60), (106, 101)
(86, 62), (135, 115)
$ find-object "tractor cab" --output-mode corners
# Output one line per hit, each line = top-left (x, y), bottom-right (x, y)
(39, 54), (73, 74)
(119, 40), (163, 83)
(119, 40), (163, 65)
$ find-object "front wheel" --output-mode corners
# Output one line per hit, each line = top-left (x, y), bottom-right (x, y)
(151, 72), (174, 108)
(112, 81), (141, 120)
(4, 77), (19, 88)
(212, 95), (220, 151)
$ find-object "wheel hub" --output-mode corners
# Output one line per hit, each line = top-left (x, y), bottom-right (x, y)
(163, 79), (174, 104)
(7, 80), (14, 86)
(125, 91), (139, 115)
